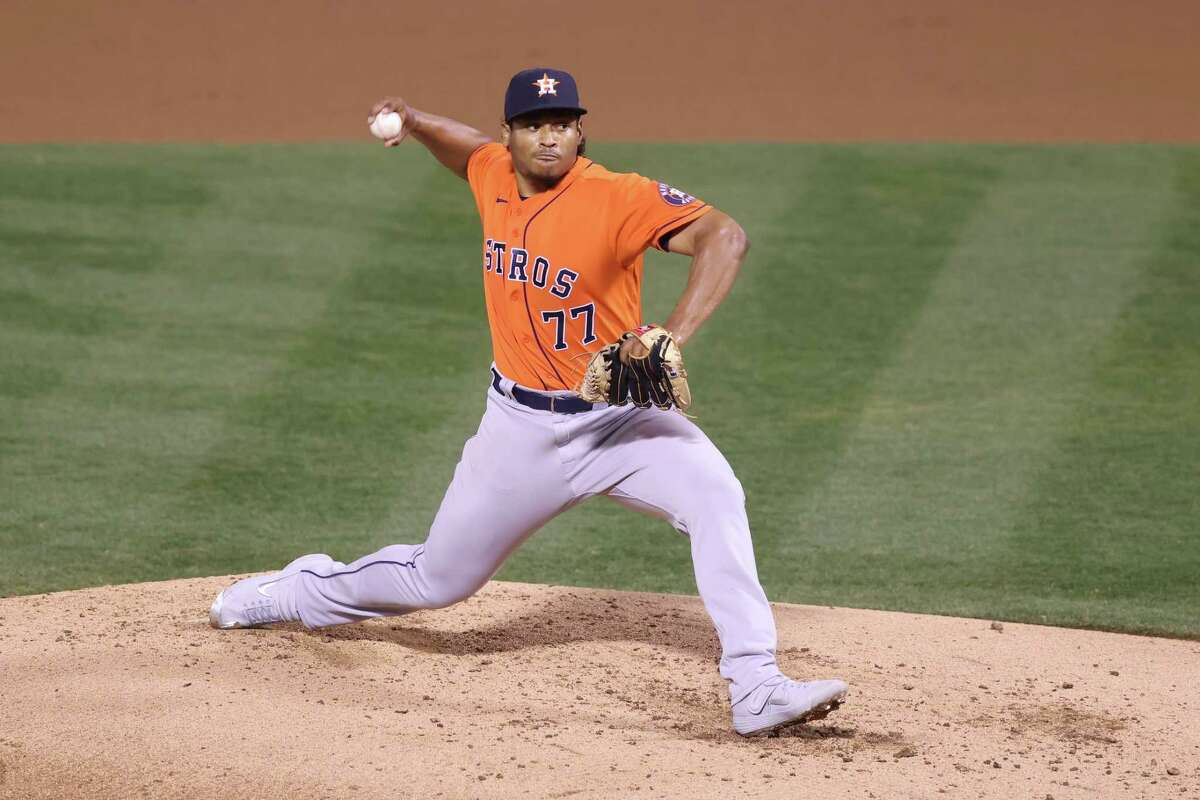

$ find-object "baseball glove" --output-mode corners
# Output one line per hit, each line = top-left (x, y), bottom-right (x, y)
(576, 324), (692, 411)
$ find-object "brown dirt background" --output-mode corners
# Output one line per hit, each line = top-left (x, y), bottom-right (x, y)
(4, 2), (1200, 798)
(2, 579), (1199, 800)
(2, 0), (1200, 142)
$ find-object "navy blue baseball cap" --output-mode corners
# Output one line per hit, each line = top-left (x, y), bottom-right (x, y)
(504, 67), (587, 122)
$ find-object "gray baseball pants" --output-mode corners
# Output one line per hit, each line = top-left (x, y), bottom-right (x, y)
(288, 370), (781, 705)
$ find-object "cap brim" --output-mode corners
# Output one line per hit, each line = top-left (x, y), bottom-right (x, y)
(506, 105), (588, 123)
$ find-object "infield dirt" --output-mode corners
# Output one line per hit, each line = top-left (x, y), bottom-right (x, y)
(2, 578), (1198, 799)
(3, 0), (1200, 142)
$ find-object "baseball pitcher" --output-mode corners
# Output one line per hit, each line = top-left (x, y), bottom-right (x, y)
(210, 68), (848, 736)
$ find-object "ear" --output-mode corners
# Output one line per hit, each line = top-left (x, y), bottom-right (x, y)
(500, 122), (511, 146)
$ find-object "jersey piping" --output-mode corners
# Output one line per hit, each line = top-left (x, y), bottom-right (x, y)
(654, 202), (711, 251)
(517, 161), (596, 389)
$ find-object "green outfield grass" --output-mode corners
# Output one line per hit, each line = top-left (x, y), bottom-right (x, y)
(2, 142), (1197, 637)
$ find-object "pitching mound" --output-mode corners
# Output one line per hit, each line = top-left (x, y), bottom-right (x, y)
(0, 579), (1195, 799)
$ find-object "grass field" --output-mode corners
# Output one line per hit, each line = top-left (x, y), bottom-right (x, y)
(2, 143), (1197, 638)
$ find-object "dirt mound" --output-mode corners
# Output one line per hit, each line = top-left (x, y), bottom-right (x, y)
(1, 578), (1196, 799)
(3, 0), (1199, 142)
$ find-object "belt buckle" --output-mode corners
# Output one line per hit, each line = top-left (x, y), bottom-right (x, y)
(548, 396), (558, 413)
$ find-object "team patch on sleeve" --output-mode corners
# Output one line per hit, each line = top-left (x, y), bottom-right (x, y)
(657, 182), (696, 207)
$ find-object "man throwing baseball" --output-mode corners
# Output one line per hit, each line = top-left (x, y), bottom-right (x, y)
(210, 67), (848, 736)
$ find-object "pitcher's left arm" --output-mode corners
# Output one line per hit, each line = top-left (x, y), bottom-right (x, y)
(649, 210), (751, 347)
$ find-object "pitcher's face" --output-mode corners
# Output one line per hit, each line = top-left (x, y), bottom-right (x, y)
(503, 111), (584, 186)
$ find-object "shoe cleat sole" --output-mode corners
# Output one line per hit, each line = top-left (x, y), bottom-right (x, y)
(738, 692), (847, 738)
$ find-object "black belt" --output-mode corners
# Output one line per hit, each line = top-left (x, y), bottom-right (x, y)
(491, 369), (595, 414)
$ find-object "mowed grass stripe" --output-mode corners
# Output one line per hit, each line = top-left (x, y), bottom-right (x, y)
(1, 144), (1196, 639)
(998, 150), (1200, 636)
(1, 147), (229, 591)
(0, 145), (482, 590)
(495, 145), (1002, 594)
(711, 145), (1000, 536)
(776, 147), (1178, 624)
(176, 154), (495, 575)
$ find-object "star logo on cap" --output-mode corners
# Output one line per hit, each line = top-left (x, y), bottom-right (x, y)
(533, 73), (559, 97)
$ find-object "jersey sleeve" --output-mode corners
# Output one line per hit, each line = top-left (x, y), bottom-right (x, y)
(466, 142), (508, 209)
(613, 174), (714, 262)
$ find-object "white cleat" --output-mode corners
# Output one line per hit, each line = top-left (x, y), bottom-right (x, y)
(732, 677), (849, 737)
(209, 554), (335, 630)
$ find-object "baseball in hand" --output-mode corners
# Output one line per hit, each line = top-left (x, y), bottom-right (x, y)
(369, 111), (404, 141)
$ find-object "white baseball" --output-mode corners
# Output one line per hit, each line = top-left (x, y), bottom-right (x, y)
(369, 111), (404, 140)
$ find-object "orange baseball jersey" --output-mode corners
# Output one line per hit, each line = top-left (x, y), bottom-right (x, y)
(466, 143), (713, 391)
